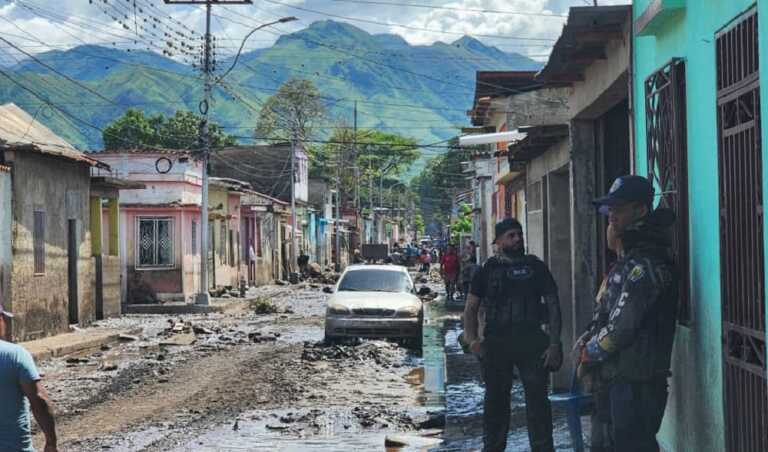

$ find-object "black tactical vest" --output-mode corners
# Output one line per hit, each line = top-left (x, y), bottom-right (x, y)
(482, 255), (548, 337)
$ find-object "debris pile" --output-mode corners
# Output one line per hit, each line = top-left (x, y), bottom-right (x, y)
(307, 271), (340, 286)
(301, 340), (402, 366)
(250, 296), (279, 314)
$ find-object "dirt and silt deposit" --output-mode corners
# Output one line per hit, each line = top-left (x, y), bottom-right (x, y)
(33, 284), (444, 451)
(32, 280), (583, 451)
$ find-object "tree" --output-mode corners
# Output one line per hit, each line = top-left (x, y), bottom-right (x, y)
(312, 126), (420, 210)
(102, 108), (153, 150)
(254, 78), (325, 142)
(102, 109), (237, 150)
(450, 203), (473, 243)
(413, 139), (473, 234)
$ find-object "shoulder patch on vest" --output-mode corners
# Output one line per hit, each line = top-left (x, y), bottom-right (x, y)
(628, 265), (646, 283)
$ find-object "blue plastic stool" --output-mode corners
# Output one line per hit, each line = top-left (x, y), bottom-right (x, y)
(549, 370), (594, 452)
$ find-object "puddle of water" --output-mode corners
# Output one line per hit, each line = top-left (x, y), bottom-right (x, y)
(170, 408), (438, 452)
(416, 302), (447, 408)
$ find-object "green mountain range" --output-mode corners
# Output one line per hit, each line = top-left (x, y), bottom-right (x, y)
(0, 20), (540, 159)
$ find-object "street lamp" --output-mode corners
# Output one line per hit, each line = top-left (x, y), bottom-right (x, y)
(216, 16), (299, 83)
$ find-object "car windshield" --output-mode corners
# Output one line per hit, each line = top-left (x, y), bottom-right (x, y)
(338, 269), (411, 293)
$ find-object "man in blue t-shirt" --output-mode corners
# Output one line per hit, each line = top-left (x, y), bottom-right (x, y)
(0, 304), (58, 452)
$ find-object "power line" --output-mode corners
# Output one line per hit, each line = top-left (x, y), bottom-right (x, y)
(329, 0), (568, 18)
(263, 0), (557, 41)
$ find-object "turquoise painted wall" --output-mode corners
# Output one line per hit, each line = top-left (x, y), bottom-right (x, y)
(633, 1), (764, 451)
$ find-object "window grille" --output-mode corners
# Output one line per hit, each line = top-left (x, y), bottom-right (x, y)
(645, 58), (691, 323)
(137, 218), (173, 267)
(33, 211), (45, 274)
(715, 8), (767, 452)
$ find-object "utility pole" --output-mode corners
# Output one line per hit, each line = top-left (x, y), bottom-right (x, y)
(335, 144), (342, 272)
(353, 101), (359, 211)
(164, 1), (295, 299)
(164, 0), (251, 305)
(290, 137), (299, 273)
(369, 160), (374, 244)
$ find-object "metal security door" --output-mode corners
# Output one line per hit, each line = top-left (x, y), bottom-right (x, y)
(716, 9), (768, 452)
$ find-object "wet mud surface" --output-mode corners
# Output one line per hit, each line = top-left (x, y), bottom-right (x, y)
(34, 275), (588, 451)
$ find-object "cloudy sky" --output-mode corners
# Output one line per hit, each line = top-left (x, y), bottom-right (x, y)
(0, 0), (630, 62)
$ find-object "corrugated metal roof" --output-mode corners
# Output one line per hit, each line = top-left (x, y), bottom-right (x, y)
(0, 103), (102, 166)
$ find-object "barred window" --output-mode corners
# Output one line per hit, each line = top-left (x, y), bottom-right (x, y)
(645, 58), (690, 323)
(137, 217), (173, 268)
(33, 210), (45, 274)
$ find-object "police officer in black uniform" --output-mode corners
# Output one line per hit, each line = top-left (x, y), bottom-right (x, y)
(578, 175), (678, 452)
(463, 218), (563, 452)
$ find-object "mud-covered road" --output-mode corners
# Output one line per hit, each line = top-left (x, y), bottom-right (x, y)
(32, 277), (586, 451)
(34, 284), (442, 451)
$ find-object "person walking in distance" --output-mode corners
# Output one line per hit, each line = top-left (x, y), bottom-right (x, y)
(578, 175), (679, 452)
(0, 304), (59, 452)
(440, 244), (460, 302)
(463, 218), (563, 452)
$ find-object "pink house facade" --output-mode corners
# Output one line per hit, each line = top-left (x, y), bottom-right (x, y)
(95, 149), (204, 303)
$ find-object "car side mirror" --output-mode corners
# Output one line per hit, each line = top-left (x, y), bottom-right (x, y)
(322, 286), (334, 294)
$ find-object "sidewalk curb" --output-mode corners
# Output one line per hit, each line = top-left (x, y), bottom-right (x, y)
(124, 299), (249, 315)
(23, 328), (143, 362)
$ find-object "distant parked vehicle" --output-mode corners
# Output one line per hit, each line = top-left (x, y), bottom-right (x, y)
(323, 265), (423, 349)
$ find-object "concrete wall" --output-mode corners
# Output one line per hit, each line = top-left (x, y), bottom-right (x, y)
(8, 152), (94, 341)
(253, 213), (277, 286)
(96, 154), (203, 206)
(101, 255), (121, 318)
(633, 1), (763, 450)
(505, 87), (572, 128)
(567, 22), (630, 120)
(0, 167), (11, 313)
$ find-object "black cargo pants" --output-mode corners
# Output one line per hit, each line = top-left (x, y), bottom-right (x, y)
(609, 378), (669, 452)
(481, 328), (554, 452)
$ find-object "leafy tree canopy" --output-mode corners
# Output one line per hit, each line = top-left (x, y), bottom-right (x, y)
(254, 78), (325, 142)
(102, 108), (237, 150)
(311, 126), (420, 209)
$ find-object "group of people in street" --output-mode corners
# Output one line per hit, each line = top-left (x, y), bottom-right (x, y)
(463, 175), (678, 452)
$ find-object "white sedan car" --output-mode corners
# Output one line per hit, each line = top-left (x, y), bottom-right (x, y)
(323, 265), (423, 348)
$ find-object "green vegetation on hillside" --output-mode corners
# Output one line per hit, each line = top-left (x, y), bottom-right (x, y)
(0, 20), (539, 156)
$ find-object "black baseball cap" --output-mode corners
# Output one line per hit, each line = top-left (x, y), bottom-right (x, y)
(593, 175), (654, 214)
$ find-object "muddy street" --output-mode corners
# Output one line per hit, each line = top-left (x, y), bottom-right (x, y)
(33, 284), (441, 451)
(32, 280), (585, 451)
